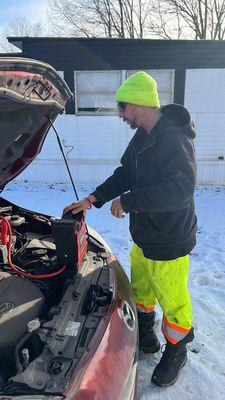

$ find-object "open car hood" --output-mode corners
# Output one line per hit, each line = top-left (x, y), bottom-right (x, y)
(0, 57), (73, 190)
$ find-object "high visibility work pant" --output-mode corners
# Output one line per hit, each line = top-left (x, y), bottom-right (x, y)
(130, 243), (193, 344)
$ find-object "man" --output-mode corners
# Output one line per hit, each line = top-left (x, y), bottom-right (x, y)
(64, 71), (197, 387)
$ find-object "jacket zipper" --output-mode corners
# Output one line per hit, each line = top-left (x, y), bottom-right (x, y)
(135, 142), (156, 170)
(137, 142), (156, 156)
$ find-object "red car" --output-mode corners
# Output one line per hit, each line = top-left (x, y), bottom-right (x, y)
(0, 57), (138, 400)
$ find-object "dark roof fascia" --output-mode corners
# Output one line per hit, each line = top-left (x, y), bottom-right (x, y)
(7, 37), (225, 70)
(7, 37), (23, 50)
(7, 36), (225, 43)
(0, 52), (22, 57)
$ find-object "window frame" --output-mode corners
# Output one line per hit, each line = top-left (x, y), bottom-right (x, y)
(74, 70), (123, 116)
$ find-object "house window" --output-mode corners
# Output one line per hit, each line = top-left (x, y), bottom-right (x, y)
(74, 69), (174, 115)
(74, 71), (122, 115)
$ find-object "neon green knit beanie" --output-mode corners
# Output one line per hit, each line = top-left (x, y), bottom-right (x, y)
(116, 71), (160, 108)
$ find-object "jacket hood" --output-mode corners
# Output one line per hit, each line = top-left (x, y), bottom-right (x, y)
(0, 57), (73, 191)
(160, 104), (196, 139)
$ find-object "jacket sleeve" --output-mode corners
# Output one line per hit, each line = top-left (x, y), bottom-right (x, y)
(91, 143), (132, 208)
(120, 133), (196, 213)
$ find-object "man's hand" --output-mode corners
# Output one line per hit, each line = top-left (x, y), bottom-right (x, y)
(63, 195), (96, 216)
(110, 197), (125, 218)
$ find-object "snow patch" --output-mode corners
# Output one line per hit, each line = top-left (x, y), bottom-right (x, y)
(2, 182), (225, 399)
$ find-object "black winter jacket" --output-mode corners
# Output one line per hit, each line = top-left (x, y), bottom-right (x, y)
(92, 104), (197, 260)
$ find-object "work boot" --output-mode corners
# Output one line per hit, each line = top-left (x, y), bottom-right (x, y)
(138, 311), (160, 353)
(151, 327), (194, 387)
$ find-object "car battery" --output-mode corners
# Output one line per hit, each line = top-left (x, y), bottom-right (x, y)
(52, 211), (88, 271)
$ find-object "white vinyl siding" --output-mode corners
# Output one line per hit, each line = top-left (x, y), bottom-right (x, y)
(16, 115), (130, 183)
(185, 69), (225, 184)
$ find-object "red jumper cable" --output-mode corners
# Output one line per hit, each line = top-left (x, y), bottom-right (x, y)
(0, 215), (66, 279)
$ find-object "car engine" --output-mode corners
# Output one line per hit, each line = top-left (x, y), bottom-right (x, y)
(0, 201), (113, 398)
(0, 272), (45, 384)
(0, 205), (67, 384)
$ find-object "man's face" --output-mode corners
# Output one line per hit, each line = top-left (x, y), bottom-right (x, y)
(117, 102), (138, 129)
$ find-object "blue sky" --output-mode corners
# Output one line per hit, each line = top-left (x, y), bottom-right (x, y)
(0, 0), (48, 28)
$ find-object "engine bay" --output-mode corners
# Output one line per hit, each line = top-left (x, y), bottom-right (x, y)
(0, 200), (112, 396)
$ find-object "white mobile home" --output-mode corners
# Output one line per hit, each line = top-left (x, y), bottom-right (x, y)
(2, 37), (225, 184)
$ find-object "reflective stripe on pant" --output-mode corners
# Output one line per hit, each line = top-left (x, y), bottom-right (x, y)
(130, 243), (192, 344)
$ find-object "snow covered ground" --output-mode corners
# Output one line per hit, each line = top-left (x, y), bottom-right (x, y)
(2, 181), (225, 400)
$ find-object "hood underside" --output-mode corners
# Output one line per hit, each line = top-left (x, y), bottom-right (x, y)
(0, 57), (73, 190)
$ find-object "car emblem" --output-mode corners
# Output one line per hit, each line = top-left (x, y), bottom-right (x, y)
(0, 302), (15, 315)
(121, 301), (136, 332)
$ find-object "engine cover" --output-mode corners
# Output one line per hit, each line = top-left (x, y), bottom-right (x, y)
(0, 272), (44, 349)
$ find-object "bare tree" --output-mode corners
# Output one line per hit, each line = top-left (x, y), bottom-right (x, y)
(151, 0), (225, 39)
(0, 17), (47, 53)
(149, 1), (183, 39)
(47, 0), (153, 38)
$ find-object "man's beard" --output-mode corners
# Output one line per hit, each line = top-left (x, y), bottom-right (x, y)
(130, 121), (138, 129)
(123, 118), (138, 130)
